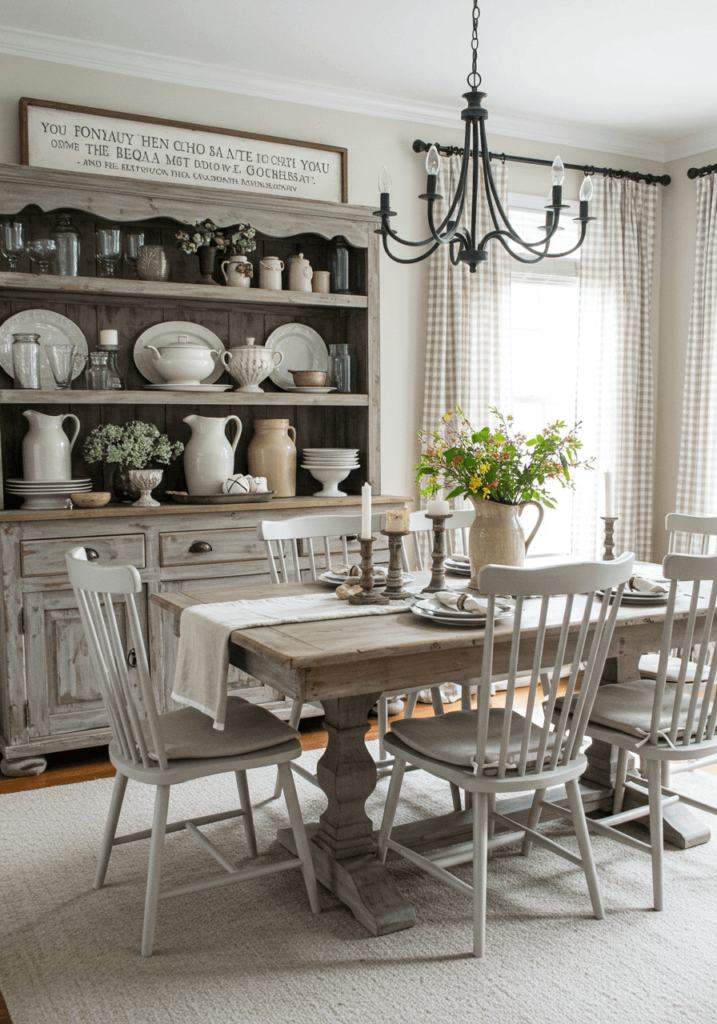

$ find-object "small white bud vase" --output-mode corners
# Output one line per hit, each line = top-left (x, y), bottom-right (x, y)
(129, 468), (163, 507)
(221, 337), (284, 393)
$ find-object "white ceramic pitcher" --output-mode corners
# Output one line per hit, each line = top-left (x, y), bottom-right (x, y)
(22, 410), (80, 481)
(182, 414), (242, 494)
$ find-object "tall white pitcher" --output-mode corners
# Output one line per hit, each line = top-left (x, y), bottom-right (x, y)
(22, 410), (80, 481)
(183, 414), (242, 494)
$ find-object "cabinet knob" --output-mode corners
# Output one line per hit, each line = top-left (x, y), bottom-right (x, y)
(189, 541), (212, 554)
(85, 547), (100, 561)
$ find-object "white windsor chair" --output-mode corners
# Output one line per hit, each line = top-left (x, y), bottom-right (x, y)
(258, 512), (460, 808)
(564, 551), (717, 910)
(377, 552), (634, 958)
(66, 547), (319, 957)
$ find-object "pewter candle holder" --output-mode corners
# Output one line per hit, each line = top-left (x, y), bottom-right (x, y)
(421, 512), (453, 594)
(380, 529), (411, 601)
(348, 536), (389, 605)
(601, 516), (618, 561)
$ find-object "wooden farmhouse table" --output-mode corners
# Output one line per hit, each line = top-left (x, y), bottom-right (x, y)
(151, 565), (716, 935)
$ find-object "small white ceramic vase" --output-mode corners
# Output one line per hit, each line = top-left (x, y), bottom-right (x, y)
(183, 414), (242, 494)
(221, 255), (253, 288)
(129, 468), (163, 507)
(221, 338), (284, 392)
(22, 410), (80, 481)
(258, 257), (284, 290)
(287, 253), (313, 292)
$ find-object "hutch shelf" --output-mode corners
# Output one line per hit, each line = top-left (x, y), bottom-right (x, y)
(0, 162), (404, 772)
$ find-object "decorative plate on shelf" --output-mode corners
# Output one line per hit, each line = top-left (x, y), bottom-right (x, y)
(142, 384), (233, 392)
(264, 324), (328, 391)
(133, 322), (225, 385)
(166, 491), (274, 505)
(0, 309), (88, 389)
(285, 386), (336, 394)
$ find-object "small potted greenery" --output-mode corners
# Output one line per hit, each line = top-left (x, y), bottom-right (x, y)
(82, 421), (184, 503)
(415, 407), (593, 587)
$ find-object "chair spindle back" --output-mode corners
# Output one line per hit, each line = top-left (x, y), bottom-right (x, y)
(258, 512), (386, 584)
(407, 509), (474, 571)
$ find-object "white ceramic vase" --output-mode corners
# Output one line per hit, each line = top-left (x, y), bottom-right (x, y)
(22, 410), (80, 481)
(221, 338), (284, 393)
(221, 255), (253, 288)
(183, 414), (242, 494)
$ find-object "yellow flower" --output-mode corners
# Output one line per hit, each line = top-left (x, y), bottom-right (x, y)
(482, 487), (491, 499)
(480, 464), (489, 474)
(469, 474), (482, 493)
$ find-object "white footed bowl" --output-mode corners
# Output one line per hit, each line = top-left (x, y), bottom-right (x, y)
(302, 464), (352, 498)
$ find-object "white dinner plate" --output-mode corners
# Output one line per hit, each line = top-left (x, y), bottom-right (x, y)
(445, 560), (471, 575)
(6, 484), (92, 492)
(133, 322), (225, 385)
(598, 588), (669, 604)
(264, 324), (328, 390)
(0, 309), (88, 389)
(285, 387), (336, 394)
(410, 604), (512, 627)
(143, 383), (232, 392)
(318, 570), (391, 587)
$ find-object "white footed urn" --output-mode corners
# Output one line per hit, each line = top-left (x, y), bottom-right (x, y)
(183, 414), (242, 494)
(221, 337), (284, 393)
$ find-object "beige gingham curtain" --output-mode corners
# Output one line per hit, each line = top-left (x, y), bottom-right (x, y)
(675, 172), (717, 549)
(422, 156), (511, 437)
(571, 175), (657, 561)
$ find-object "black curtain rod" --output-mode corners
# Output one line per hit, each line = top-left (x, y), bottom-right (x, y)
(412, 140), (671, 187)
(687, 163), (717, 179)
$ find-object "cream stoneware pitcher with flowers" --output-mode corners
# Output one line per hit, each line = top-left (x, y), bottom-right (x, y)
(416, 406), (592, 592)
(183, 414), (242, 495)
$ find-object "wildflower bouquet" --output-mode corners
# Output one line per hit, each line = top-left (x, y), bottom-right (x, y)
(175, 219), (256, 256)
(82, 422), (184, 470)
(223, 223), (257, 257)
(416, 407), (592, 509)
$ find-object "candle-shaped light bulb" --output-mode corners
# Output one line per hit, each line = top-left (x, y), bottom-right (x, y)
(579, 176), (593, 202)
(378, 166), (392, 194)
(425, 145), (441, 177)
(551, 155), (565, 185)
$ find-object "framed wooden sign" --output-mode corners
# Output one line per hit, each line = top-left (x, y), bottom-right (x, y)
(19, 98), (348, 203)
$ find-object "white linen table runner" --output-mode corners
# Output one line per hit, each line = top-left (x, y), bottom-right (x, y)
(171, 593), (407, 729)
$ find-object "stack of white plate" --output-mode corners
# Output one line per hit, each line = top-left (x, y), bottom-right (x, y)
(301, 449), (359, 498)
(5, 478), (92, 510)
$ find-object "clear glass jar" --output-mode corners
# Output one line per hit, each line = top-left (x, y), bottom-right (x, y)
(12, 333), (42, 389)
(97, 345), (125, 390)
(327, 343), (353, 393)
(51, 213), (81, 276)
(86, 351), (111, 390)
(330, 237), (350, 294)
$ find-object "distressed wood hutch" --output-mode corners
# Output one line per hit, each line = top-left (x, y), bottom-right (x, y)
(0, 163), (407, 768)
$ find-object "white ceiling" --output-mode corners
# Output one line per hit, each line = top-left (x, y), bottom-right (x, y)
(1, 0), (715, 163)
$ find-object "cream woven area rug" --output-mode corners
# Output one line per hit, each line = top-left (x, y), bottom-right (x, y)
(2, 747), (717, 1024)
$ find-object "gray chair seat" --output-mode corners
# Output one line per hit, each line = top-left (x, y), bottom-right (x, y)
(390, 707), (555, 772)
(556, 680), (705, 743)
(638, 652), (710, 683)
(142, 695), (300, 761)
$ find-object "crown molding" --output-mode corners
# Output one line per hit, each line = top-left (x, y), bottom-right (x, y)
(665, 126), (717, 163)
(0, 23), (674, 165)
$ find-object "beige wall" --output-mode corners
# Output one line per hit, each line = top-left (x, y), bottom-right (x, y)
(0, 53), (696, 551)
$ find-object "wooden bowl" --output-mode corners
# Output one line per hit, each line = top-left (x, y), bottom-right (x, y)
(71, 492), (111, 508)
(290, 370), (327, 387)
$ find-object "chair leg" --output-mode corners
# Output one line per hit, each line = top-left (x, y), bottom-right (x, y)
(473, 791), (489, 959)
(377, 756), (407, 862)
(565, 778), (604, 920)
(274, 699), (305, 798)
(403, 691), (419, 718)
(141, 785), (170, 957)
(94, 771), (128, 890)
(378, 696), (389, 760)
(613, 747), (629, 814)
(235, 770), (258, 859)
(277, 762), (320, 914)
(647, 758), (664, 911)
(461, 684), (473, 711)
(430, 686), (445, 715)
(661, 760), (671, 788)
(520, 788), (546, 857)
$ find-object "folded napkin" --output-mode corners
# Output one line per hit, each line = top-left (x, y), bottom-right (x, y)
(628, 576), (668, 594)
(434, 590), (491, 615)
(172, 593), (403, 730)
(331, 563), (386, 580)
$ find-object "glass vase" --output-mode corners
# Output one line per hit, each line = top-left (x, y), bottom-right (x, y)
(51, 213), (81, 276)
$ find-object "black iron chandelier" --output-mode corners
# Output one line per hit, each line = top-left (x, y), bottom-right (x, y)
(373, 0), (595, 272)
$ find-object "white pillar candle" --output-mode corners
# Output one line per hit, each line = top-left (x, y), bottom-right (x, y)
(426, 498), (450, 514)
(604, 469), (614, 518)
(99, 329), (119, 347)
(385, 507), (410, 532)
(361, 482), (372, 539)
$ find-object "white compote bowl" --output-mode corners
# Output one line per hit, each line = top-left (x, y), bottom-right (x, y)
(302, 464), (352, 498)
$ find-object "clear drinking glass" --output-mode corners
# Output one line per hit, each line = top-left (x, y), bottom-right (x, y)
(11, 333), (42, 388)
(50, 213), (81, 276)
(0, 221), (24, 271)
(327, 343), (353, 393)
(85, 351), (111, 390)
(124, 230), (145, 277)
(27, 239), (57, 275)
(95, 226), (122, 277)
(45, 344), (86, 390)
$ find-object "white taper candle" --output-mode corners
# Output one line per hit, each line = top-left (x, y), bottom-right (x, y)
(361, 482), (372, 539)
(604, 469), (614, 518)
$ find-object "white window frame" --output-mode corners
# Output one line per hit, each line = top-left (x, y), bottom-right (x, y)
(508, 192), (581, 284)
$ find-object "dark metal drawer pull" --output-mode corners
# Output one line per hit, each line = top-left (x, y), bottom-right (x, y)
(85, 548), (100, 561)
(189, 541), (213, 554)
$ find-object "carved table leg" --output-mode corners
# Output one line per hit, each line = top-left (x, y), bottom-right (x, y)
(277, 691), (416, 935)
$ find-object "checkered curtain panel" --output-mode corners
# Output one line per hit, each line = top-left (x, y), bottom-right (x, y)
(422, 155), (511, 446)
(571, 175), (657, 561)
(675, 173), (717, 551)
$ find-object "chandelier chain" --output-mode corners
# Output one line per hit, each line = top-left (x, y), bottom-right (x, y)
(467, 0), (482, 89)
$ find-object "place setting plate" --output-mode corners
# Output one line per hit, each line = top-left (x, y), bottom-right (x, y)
(445, 557), (471, 576)
(317, 569), (415, 588)
(408, 594), (513, 627)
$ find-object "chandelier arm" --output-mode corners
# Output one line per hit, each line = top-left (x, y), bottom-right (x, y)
(482, 230), (549, 264)
(529, 220), (589, 259)
(380, 219), (443, 248)
(427, 119), (474, 242)
(470, 118), (481, 249)
(379, 230), (443, 264)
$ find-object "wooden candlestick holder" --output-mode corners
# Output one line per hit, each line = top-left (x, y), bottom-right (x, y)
(380, 530), (411, 600)
(421, 512), (453, 594)
(348, 536), (389, 605)
(601, 516), (618, 561)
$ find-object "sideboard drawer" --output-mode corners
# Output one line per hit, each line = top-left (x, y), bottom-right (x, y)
(159, 528), (260, 567)
(20, 533), (146, 578)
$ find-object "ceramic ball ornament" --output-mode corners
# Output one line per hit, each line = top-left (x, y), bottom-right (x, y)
(223, 474), (269, 495)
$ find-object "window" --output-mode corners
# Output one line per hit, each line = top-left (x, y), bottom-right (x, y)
(508, 194), (581, 556)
